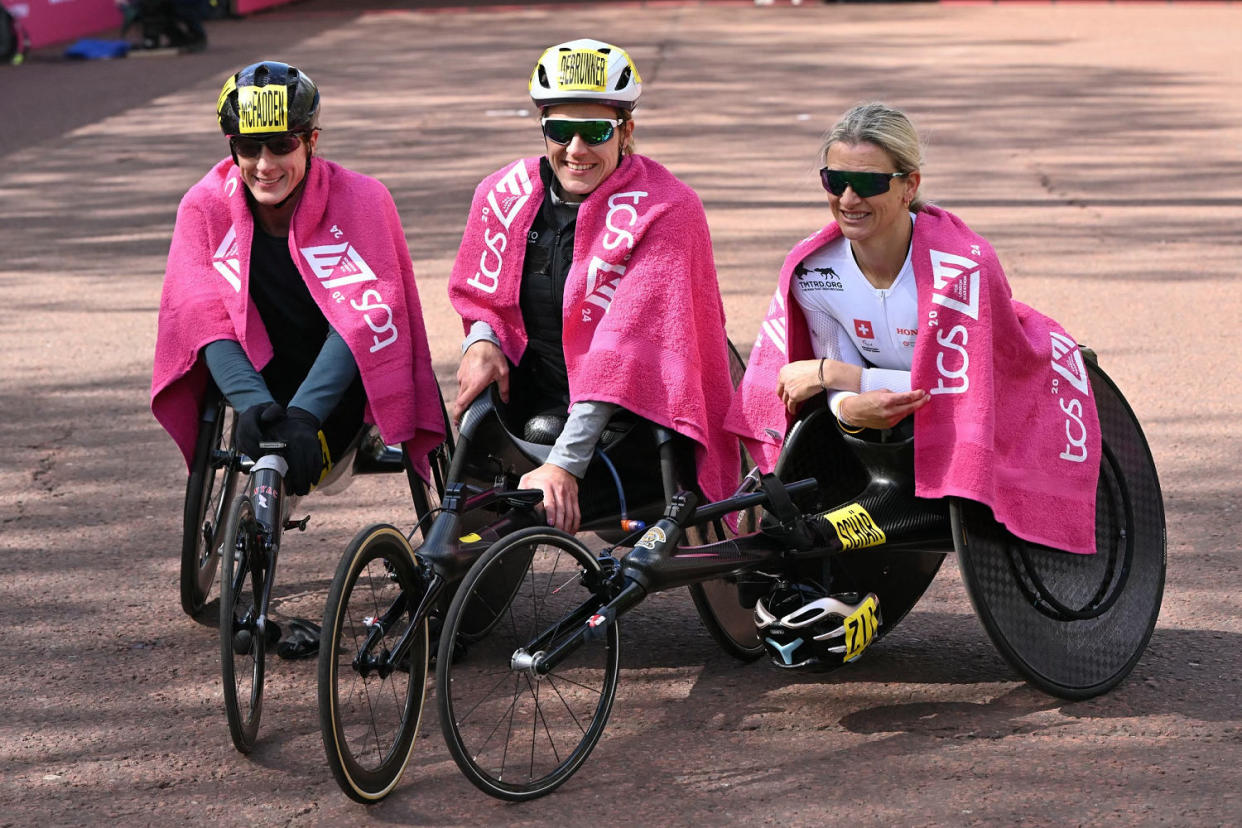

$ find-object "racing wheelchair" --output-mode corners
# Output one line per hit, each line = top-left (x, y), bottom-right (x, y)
(177, 382), (453, 752)
(316, 345), (758, 802)
(432, 351), (1165, 800)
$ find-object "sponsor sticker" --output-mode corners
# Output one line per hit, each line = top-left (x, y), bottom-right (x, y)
(635, 526), (666, 550)
(842, 594), (880, 662)
(458, 533), (482, 544)
(237, 84), (288, 134)
(821, 503), (886, 551)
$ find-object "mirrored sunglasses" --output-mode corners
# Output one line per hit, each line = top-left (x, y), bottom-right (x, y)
(540, 117), (623, 146)
(819, 168), (908, 199)
(229, 132), (305, 160)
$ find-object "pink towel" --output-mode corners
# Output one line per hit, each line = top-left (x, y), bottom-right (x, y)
(449, 155), (739, 504)
(151, 157), (444, 478)
(726, 207), (1099, 554)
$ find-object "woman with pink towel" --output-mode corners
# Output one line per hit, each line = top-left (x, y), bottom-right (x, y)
(727, 102), (1100, 557)
(449, 38), (738, 533)
(151, 60), (443, 498)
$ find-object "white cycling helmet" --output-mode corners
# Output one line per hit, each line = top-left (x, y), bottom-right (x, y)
(529, 38), (642, 112)
(755, 583), (882, 670)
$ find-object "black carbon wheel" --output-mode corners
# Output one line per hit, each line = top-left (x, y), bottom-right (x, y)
(955, 360), (1165, 699)
(219, 494), (265, 753)
(180, 387), (241, 617)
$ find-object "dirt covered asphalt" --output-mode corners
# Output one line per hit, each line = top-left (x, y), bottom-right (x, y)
(1, 1), (1240, 825)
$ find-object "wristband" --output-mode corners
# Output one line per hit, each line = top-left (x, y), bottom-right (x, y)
(829, 392), (864, 433)
(817, 357), (827, 390)
(836, 418), (865, 435)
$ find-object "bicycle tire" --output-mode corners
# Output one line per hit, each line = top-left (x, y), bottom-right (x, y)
(180, 388), (241, 617)
(437, 527), (619, 801)
(219, 494), (265, 753)
(318, 524), (427, 803)
(687, 338), (764, 661)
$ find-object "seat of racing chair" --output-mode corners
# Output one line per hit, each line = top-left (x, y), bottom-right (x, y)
(521, 407), (636, 448)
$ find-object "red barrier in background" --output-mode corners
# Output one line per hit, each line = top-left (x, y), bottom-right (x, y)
(4, 0), (122, 48)
(235, 0), (296, 12)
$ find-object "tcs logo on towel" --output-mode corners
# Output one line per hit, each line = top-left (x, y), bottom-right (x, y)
(925, 248), (981, 396)
(300, 225), (398, 354)
(1049, 331), (1091, 464)
(467, 161), (535, 295)
(580, 190), (647, 323)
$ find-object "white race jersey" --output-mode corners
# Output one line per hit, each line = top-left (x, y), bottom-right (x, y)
(790, 214), (918, 402)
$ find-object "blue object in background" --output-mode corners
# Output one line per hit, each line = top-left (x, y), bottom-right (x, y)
(64, 39), (131, 60)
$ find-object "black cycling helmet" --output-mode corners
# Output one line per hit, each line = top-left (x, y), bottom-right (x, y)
(754, 582), (881, 670)
(217, 60), (320, 136)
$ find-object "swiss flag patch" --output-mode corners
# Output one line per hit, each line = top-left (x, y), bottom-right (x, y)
(854, 319), (875, 339)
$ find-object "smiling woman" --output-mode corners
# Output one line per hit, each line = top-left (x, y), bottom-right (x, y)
(726, 101), (1109, 629)
(150, 57), (444, 599)
(447, 36), (739, 534)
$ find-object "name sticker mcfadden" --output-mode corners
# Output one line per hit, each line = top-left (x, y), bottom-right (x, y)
(820, 503), (887, 551)
(237, 84), (288, 134)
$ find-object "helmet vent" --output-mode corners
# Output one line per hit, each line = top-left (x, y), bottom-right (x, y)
(536, 64), (550, 89)
(615, 66), (631, 91)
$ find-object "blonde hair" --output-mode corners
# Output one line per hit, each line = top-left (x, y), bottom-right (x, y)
(820, 102), (925, 211)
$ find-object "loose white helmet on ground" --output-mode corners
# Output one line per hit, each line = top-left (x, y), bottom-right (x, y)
(529, 38), (642, 111)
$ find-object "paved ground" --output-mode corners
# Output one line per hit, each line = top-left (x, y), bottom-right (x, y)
(2, 1), (1240, 825)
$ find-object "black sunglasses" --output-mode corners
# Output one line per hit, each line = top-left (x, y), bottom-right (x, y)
(541, 117), (624, 146)
(819, 168), (908, 198)
(229, 132), (305, 160)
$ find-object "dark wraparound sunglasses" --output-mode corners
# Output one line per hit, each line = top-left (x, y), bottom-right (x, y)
(541, 117), (624, 146)
(229, 132), (305, 159)
(819, 168), (908, 198)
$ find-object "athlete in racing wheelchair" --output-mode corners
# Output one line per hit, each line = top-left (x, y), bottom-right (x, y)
(315, 38), (759, 803)
(725, 101), (1165, 696)
(151, 60), (445, 631)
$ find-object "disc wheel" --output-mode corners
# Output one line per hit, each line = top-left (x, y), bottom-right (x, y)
(955, 361), (1165, 699)
(180, 388), (241, 617)
(219, 494), (265, 753)
(318, 525), (428, 803)
(437, 527), (619, 801)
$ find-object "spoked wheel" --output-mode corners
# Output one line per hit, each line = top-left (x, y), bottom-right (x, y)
(437, 527), (620, 801)
(219, 494), (266, 752)
(687, 338), (764, 661)
(318, 525), (428, 803)
(181, 387), (242, 617)
(954, 360), (1165, 699)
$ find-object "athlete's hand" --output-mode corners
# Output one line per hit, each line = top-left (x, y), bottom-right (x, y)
(776, 360), (823, 413)
(454, 340), (509, 422)
(776, 359), (861, 413)
(519, 462), (580, 534)
(838, 389), (929, 430)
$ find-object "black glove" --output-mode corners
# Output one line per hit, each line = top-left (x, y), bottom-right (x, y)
(265, 405), (328, 496)
(235, 402), (279, 460)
